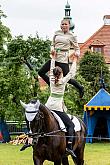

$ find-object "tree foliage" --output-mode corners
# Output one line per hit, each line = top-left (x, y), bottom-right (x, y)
(62, 51), (110, 117)
(6, 35), (51, 71)
(0, 33), (51, 121)
(0, 6), (12, 55)
(0, 7), (51, 122)
(64, 74), (92, 117)
(78, 51), (110, 94)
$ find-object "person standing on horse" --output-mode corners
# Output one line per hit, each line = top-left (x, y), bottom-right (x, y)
(45, 50), (77, 158)
(38, 18), (84, 98)
(20, 19), (83, 155)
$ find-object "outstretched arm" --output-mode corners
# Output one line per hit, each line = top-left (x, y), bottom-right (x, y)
(49, 50), (57, 74)
(62, 56), (77, 84)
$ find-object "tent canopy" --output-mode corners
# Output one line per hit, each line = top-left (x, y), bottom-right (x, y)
(84, 88), (110, 111)
(84, 88), (110, 143)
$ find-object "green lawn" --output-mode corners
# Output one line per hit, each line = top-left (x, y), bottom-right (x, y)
(0, 143), (110, 165)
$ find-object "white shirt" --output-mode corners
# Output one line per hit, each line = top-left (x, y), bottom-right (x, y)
(45, 59), (76, 111)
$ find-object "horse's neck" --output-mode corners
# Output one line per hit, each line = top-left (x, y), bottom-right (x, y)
(40, 104), (58, 131)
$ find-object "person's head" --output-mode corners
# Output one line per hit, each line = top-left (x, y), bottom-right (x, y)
(53, 66), (63, 84)
(60, 19), (70, 33)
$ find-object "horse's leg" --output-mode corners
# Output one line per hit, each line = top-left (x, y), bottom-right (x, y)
(54, 159), (62, 165)
(72, 157), (84, 165)
(71, 156), (78, 165)
(33, 159), (43, 165)
(33, 156), (43, 165)
(77, 150), (85, 165)
(62, 155), (69, 165)
(73, 147), (85, 165)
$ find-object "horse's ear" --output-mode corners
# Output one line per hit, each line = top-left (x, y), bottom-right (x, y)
(20, 100), (27, 109)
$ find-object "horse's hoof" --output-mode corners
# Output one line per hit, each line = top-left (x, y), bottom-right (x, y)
(66, 148), (77, 158)
(20, 144), (32, 151)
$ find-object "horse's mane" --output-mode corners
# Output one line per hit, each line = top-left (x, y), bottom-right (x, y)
(38, 103), (60, 132)
(40, 103), (55, 118)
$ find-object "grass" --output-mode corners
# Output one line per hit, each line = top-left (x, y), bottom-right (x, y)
(84, 142), (110, 165)
(0, 143), (33, 165)
(0, 142), (110, 165)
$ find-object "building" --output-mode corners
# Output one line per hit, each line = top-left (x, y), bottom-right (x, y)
(80, 15), (110, 66)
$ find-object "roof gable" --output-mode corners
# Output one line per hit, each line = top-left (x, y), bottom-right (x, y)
(80, 24), (110, 63)
(90, 40), (105, 46)
(80, 25), (105, 49)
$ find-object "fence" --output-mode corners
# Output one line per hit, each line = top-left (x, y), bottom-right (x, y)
(6, 121), (27, 135)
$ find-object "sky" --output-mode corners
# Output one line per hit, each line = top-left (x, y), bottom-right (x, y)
(0, 0), (110, 43)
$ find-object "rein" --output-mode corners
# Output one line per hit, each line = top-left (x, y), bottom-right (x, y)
(28, 127), (66, 137)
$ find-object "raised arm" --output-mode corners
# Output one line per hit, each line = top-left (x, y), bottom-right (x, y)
(49, 50), (57, 76)
(62, 56), (77, 84)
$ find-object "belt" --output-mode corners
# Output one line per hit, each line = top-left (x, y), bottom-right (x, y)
(55, 48), (68, 52)
(50, 93), (63, 98)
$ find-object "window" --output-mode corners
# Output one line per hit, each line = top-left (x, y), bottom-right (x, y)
(89, 40), (105, 54)
(90, 46), (104, 54)
(93, 47), (102, 53)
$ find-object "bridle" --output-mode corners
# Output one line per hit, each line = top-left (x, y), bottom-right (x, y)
(33, 110), (44, 134)
(27, 106), (45, 144)
(34, 110), (44, 121)
(20, 100), (66, 145)
(25, 101), (66, 144)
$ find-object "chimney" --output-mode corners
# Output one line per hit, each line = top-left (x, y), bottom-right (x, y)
(103, 15), (110, 25)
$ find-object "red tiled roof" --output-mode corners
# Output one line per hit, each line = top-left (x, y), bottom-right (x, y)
(80, 25), (110, 63)
(90, 40), (105, 46)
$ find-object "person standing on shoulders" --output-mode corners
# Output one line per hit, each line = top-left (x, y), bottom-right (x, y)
(38, 19), (84, 98)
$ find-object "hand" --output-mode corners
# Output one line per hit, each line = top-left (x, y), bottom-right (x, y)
(69, 53), (74, 60)
(50, 50), (57, 59)
(73, 55), (78, 62)
(70, 54), (78, 62)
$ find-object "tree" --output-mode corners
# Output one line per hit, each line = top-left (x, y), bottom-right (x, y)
(0, 34), (51, 122)
(62, 51), (110, 117)
(64, 74), (92, 117)
(0, 6), (11, 55)
(0, 7), (52, 125)
(6, 35), (51, 70)
(78, 51), (110, 95)
(0, 7), (12, 120)
(6, 35), (51, 97)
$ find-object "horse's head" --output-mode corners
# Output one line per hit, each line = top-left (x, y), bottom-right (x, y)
(20, 99), (45, 133)
(20, 99), (41, 122)
(20, 99), (61, 140)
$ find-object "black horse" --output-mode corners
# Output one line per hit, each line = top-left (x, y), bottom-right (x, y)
(20, 99), (86, 165)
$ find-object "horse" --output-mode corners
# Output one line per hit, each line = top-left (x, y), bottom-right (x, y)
(20, 99), (86, 165)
